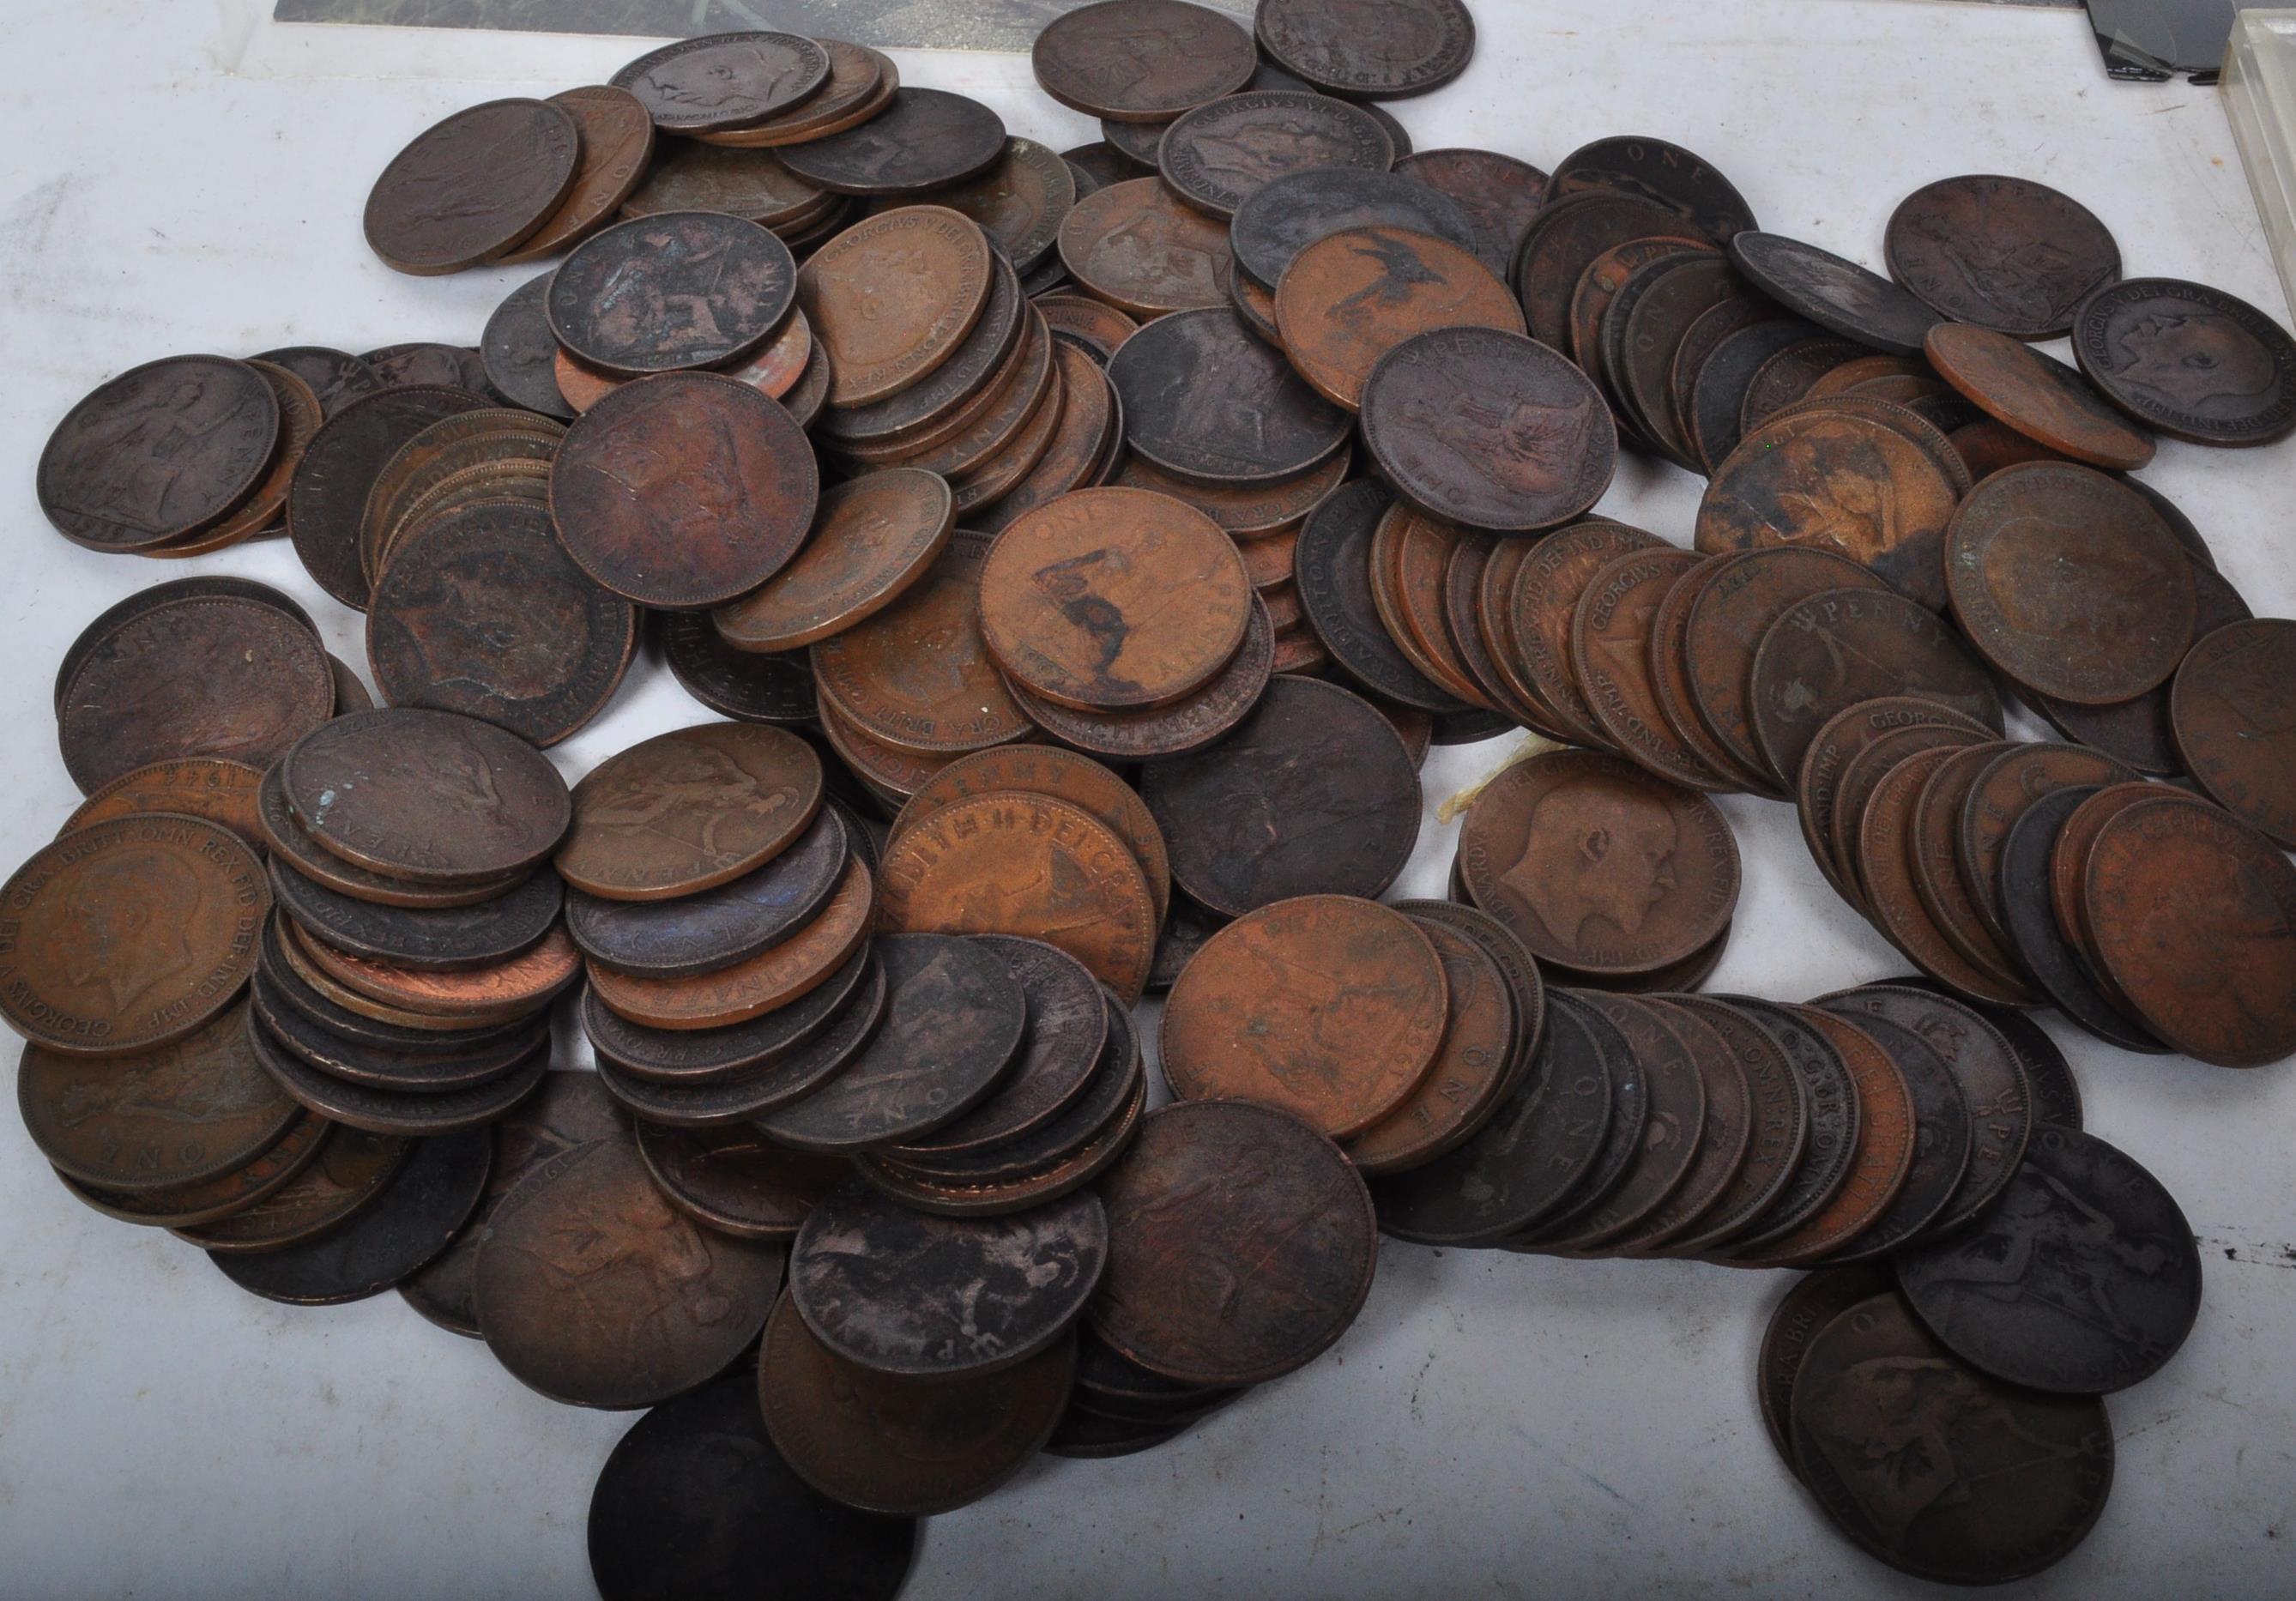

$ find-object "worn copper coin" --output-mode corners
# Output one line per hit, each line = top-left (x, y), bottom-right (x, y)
(1737, 335), (1866, 435)
(288, 385), (492, 608)
(777, 88), (1006, 197)
(1276, 225), (1520, 410)
(2172, 617), (2296, 847)
(1369, 503), (1490, 709)
(364, 343), (492, 391)
(557, 722), (820, 903)
(1393, 147), (1545, 277)
(1852, 747), (2031, 1007)
(1039, 292), (1139, 363)
(1683, 311), (1824, 470)
(1997, 788), (2166, 1052)
(1705, 999), (1858, 1256)
(1158, 90), (1392, 220)
(1361, 325), (1616, 531)
(1906, 743), (2040, 995)
(1924, 323), (2151, 469)
(1885, 174), (2118, 339)
(1609, 996), (1754, 1254)
(1032, 0), (1255, 120)
(1894, 982), (2082, 1131)
(1617, 256), (1748, 463)
(1727, 233), (1942, 357)
(611, 32), (830, 134)
(1653, 997), (1807, 1255)
(253, 764), (519, 913)
(1512, 190), (1691, 349)
(137, 359), (316, 557)
(478, 274), (576, 420)
(290, 921), (577, 1024)
(1798, 696), (1992, 907)
(1755, 1262), (1899, 1466)
(662, 615), (817, 727)
(1804, 1007), (1973, 1262)
(1548, 134), (1757, 242)
(167, 1122), (408, 1251)
(2033, 563), (2250, 776)
(972, 343), (1121, 531)
(1494, 996), (1643, 1248)
(1538, 993), (1707, 1251)
(363, 99), (580, 273)
(55, 1105), (323, 1230)
(1004, 586), (1274, 761)
(1646, 556), (1773, 794)
(890, 936), (1106, 1157)
(251, 346), (384, 419)
(60, 758), (263, 849)
(1746, 1008), (1916, 1266)
(1343, 915), (1518, 1175)
(619, 142), (825, 228)
(1227, 166), (1477, 296)
(817, 253), (1022, 450)
(1058, 177), (1235, 317)
(547, 211), (795, 377)
(496, 85), (656, 264)
(2072, 276), (2296, 446)
(269, 858), (560, 975)
(1108, 305), (1349, 483)
(1460, 749), (1739, 976)
(580, 938), (874, 1084)
(692, 38), (893, 148)
(1505, 519), (1665, 746)
(799, 207), (994, 407)
(1255, 0), (1473, 98)
(1958, 741), (2137, 955)
(1572, 547), (1725, 790)
(635, 1122), (845, 1243)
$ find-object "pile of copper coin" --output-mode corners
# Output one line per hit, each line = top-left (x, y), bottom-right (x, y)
(15, 0), (2296, 1592)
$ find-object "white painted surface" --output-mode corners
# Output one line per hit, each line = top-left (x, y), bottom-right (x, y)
(0, 3), (2292, 1598)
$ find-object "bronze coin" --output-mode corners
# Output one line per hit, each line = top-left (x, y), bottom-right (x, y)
(1884, 174), (2118, 338)
(1646, 555), (1776, 794)
(636, 1122), (846, 1242)
(16, 1000), (294, 1193)
(611, 31), (831, 134)
(1032, 0), (1256, 120)
(1093, 1098), (1372, 1383)
(1608, 995), (1755, 1254)
(776, 88), (1006, 197)
(1683, 311), (1825, 470)
(816, 252), (1024, 451)
(253, 764), (522, 913)
(1395, 147), (1547, 278)
(860, 309), (1055, 486)
(890, 743), (1170, 923)
(2073, 276), (2296, 446)
(289, 384), (492, 608)
(580, 940), (875, 1086)
(363, 99), (581, 274)
(37, 354), (279, 552)
(2034, 562), (2251, 776)
(364, 343), (492, 391)
(1513, 191), (1692, 348)
(692, 39), (896, 149)
(270, 856), (561, 974)
(1616, 256), (1749, 463)
(1761, 390), (1977, 498)
(1548, 134), (1757, 242)
(761, 1293), (1071, 1516)
(1000, 589), (1275, 759)
(1108, 305), (1348, 485)
(1276, 225), (1520, 411)
(1828, 726), (1987, 909)
(1737, 335), (1866, 435)
(1537, 993), (1709, 1253)
(283, 708), (571, 885)
(478, 275), (577, 420)
(251, 345), (384, 420)
(1727, 232), (1943, 357)
(1572, 547), (1728, 791)
(1142, 674), (1419, 914)
(1508, 519), (1666, 746)
(1157, 90), (1391, 221)
(2082, 794), (2296, 1066)
(810, 529), (1034, 752)
(252, 970), (547, 1094)
(559, 722), (821, 903)
(1997, 788), (2168, 1053)
(905, 135), (1076, 276)
(799, 207), (998, 408)
(894, 936), (1108, 1155)
(1958, 741), (2136, 951)
(1749, 585), (2001, 785)
(1161, 895), (1446, 1137)
(330, 656), (376, 714)
(815, 703), (952, 801)
(1924, 322), (2152, 470)
(1228, 166), (1478, 294)
(1295, 480), (1457, 711)
(877, 791), (1157, 1003)
(366, 500), (637, 746)
(1798, 697), (1991, 907)
(978, 486), (1249, 709)
(497, 85), (657, 264)
(1058, 177), (1236, 317)
(56, 1109), (326, 1230)
(1742, 1009), (1916, 1266)
(271, 914), (523, 1032)
(1853, 746), (2027, 1005)
(174, 1124), (411, 1252)
(1371, 504), (1491, 708)
(1653, 997), (1808, 1255)
(1943, 462), (2193, 704)
(567, 806), (847, 979)
(1254, 0), (1474, 98)
(782, 332), (832, 426)
(1440, 538), (1544, 726)
(2049, 784), (2181, 1020)
(1459, 748), (1740, 976)
(60, 757), (264, 849)
(971, 343), (1121, 532)
(249, 1016), (547, 1136)
(2172, 617), (2296, 847)
(360, 408), (566, 582)
(662, 614), (819, 727)
(1471, 539), (1579, 737)
(144, 359), (322, 557)
(1342, 916), (1516, 1175)
(0, 813), (268, 1054)
(475, 1133), (782, 1408)
(620, 142), (825, 229)
(1038, 292), (1139, 363)
(548, 210), (797, 377)
(293, 919), (578, 1021)
(1359, 325), (1616, 532)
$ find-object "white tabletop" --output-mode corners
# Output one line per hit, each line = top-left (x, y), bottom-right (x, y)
(3, 3), (2293, 1598)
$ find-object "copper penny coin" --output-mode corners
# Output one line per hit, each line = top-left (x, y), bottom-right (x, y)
(1572, 546), (1727, 790)
(1743, 1008), (1915, 1266)
(1910, 743), (2039, 994)
(1828, 725), (1988, 909)
(636, 1123), (846, 1242)
(1276, 225), (1520, 410)
(2033, 563), (2251, 776)
(293, 922), (578, 1025)
(548, 210), (796, 377)
(799, 207), (995, 406)
(1228, 166), (1477, 293)
(1852, 747), (2031, 1008)
(1393, 147), (1545, 278)
(893, 936), (1107, 1156)
(1797, 697), (1991, 907)
(251, 346), (384, 419)
(289, 384), (492, 608)
(619, 142), (825, 229)
(1737, 335), (1866, 435)
(1548, 134), (1756, 241)
(1699, 999), (1858, 1257)
(1344, 915), (1518, 1175)
(363, 99), (581, 273)
(1107, 305), (1348, 484)
(365, 343), (492, 391)
(580, 939), (874, 1084)
(1618, 257), (1749, 463)
(1157, 90), (1391, 220)
(1141, 675), (1419, 915)
(270, 858), (561, 973)
(1684, 311), (1825, 470)
(37, 355), (278, 552)
(478, 274), (576, 420)
(366, 500), (637, 746)
(816, 253), (1023, 449)
(1900, 982), (2081, 1131)
(1493, 994), (1644, 1249)
(1538, 993), (1708, 1252)
(1727, 233), (1942, 357)
(1943, 462), (2193, 704)
(61, 757), (264, 849)
(2082, 794), (2296, 1066)
(1958, 741), (2137, 952)
(1512, 191), (1692, 349)
(1798, 1006), (1973, 1261)
(1568, 239), (1710, 426)
(173, 1124), (410, 1252)
(0, 813), (268, 1054)
(1607, 996), (1754, 1254)
(1945, 416), (2063, 480)
(558, 722), (821, 902)
(1924, 323), (2152, 470)
(146, 359), (320, 557)
(1755, 1262), (1897, 1467)
(998, 591), (1274, 761)
(1508, 519), (1666, 746)
(2172, 617), (2296, 847)
(1997, 788), (2167, 1053)
(1161, 895), (1446, 1137)
(876, 792), (1157, 1003)
(1749, 585), (2000, 785)
(58, 1103), (323, 1231)
(1360, 325), (1616, 532)
(475, 1133), (782, 1408)
(495, 85), (656, 264)
(2073, 276), (2296, 446)
(610, 31), (830, 133)
(1460, 748), (1740, 976)
(1371, 504), (1491, 708)
(2051, 782), (2182, 1004)
(1884, 174), (2118, 339)
(1058, 177), (1235, 317)
(1791, 1291), (2112, 1583)
(979, 486), (1250, 709)
(253, 974), (545, 1096)
(1032, 0), (1255, 120)
(695, 39), (896, 150)
(971, 343), (1121, 532)
(1646, 555), (1773, 794)
(1654, 997), (1808, 1256)
(662, 614), (818, 727)
(551, 372), (817, 608)
(1039, 292), (1139, 363)
(1094, 1099), (1371, 1383)
(1255, 0), (1474, 98)
(253, 764), (522, 913)
(776, 88), (1006, 196)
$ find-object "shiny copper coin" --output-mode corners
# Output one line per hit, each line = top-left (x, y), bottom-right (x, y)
(1032, 0), (1256, 120)
(1459, 748), (1740, 976)
(363, 99), (581, 274)
(558, 722), (821, 902)
(775, 88), (1007, 198)
(1854, 749), (2032, 1007)
(1342, 916), (1516, 1175)
(497, 86), (656, 264)
(1276, 226), (1521, 411)
(2072, 276), (2296, 446)
(1924, 322), (2151, 469)
(1572, 547), (1727, 790)
(1508, 519), (1665, 747)
(61, 758), (263, 849)
(283, 708), (571, 885)
(2172, 617), (2296, 848)
(1058, 178), (1235, 317)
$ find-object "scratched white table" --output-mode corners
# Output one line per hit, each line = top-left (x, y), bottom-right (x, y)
(2, 3), (2292, 1598)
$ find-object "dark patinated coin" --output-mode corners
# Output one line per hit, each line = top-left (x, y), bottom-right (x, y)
(1798, 1008), (1969, 1263)
(478, 1133), (782, 1408)
(253, 968), (547, 1093)
(161, 1122), (408, 1248)
(1548, 135), (1757, 243)
(1997, 789), (2166, 1052)
(1683, 311), (1822, 470)
(1715, 999), (1860, 1256)
(1141, 675), (1418, 915)
(364, 99), (580, 274)
(1032, 0), (1256, 120)
(1755, 1263), (1898, 1466)
(2172, 617), (2296, 848)
(1656, 997), (1808, 1255)
(1604, 997), (1751, 1254)
(1513, 190), (1695, 350)
(1157, 91), (1392, 219)
(366, 499), (637, 746)
(588, 1370), (916, 1601)
(1361, 325), (1616, 532)
(1394, 148), (1546, 278)
(1058, 176), (1236, 316)
(888, 994), (1139, 1183)
(1227, 166), (1477, 292)
(777, 88), (1006, 197)
(548, 212), (796, 376)
(611, 32), (831, 134)
(210, 1127), (491, 1306)
(1792, 1291), (2112, 1584)
(1893, 979), (2083, 1131)
(567, 807), (847, 981)
(1958, 742), (2139, 959)
(269, 859), (560, 973)
(582, 942), (875, 1084)
(1255, 0), (1475, 98)
(1897, 1123), (2201, 1393)
(284, 707), (572, 884)
(663, 614), (818, 725)
(364, 343), (493, 393)
(289, 384), (492, 608)
(1537, 993), (1706, 1250)
(1344, 914), (1519, 1175)
(894, 937), (1106, 1155)
(499, 84), (656, 263)
(255, 765), (520, 913)
(551, 372), (816, 608)
(480, 273), (576, 420)
(1924, 323), (2152, 470)
(2072, 276), (2296, 445)
(636, 1123), (846, 1243)
(251, 346), (384, 419)
(39, 355), (281, 552)
(791, 1178), (1104, 1376)
(618, 142), (826, 229)
(249, 1016), (547, 1133)
(1107, 305), (1349, 485)
(1886, 174), (2119, 339)
(1727, 233), (1943, 357)
(2036, 564), (2251, 776)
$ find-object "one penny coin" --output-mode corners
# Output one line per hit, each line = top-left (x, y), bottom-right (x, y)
(559, 722), (821, 902)
(362, 99), (580, 274)
(799, 207), (994, 406)
(1507, 519), (1666, 747)
(637, 1122), (847, 1242)
(1058, 178), (1235, 317)
(1158, 91), (1392, 220)
(1276, 226), (1521, 410)
(1572, 546), (1727, 790)
(1997, 788), (2166, 1053)
(289, 385), (492, 608)
(1229, 166), (1477, 293)
(714, 470), (953, 654)
(1344, 915), (1517, 1175)
(1924, 322), (2152, 470)
(2171, 617), (2296, 848)
(498, 85), (656, 264)
(610, 32), (831, 134)
(1108, 305), (1348, 484)
(1743, 1009), (1915, 1266)
(38, 355), (279, 553)
(1513, 190), (1695, 350)
(662, 614), (818, 726)
(1548, 135), (1758, 243)
(694, 38), (894, 149)
(1395, 148), (1547, 276)
(61, 757), (264, 849)
(776, 88), (1007, 197)
(549, 211), (796, 376)
(249, 345), (382, 420)
(1032, 0), (1256, 121)
(1255, 0), (1475, 98)
(1726, 232), (1943, 357)
(2072, 276), (2296, 446)
(1885, 174), (2119, 339)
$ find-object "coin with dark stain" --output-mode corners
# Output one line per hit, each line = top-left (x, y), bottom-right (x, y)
(1924, 323), (2151, 469)
(1997, 788), (2166, 1052)
(800, 207), (994, 407)
(364, 99), (580, 273)
(1394, 148), (1545, 277)
(777, 88), (1006, 197)
(996, 591), (1274, 764)
(1513, 191), (1694, 349)
(1255, 0), (1474, 97)
(1548, 135), (1757, 243)
(480, 274), (576, 420)
(1058, 177), (1235, 316)
(1277, 225), (1521, 410)
(1157, 90), (1392, 219)
(2172, 617), (2296, 848)
(1141, 676), (1418, 914)
(582, 938), (874, 1082)
(611, 32), (830, 133)
(1361, 325), (1616, 532)
(1755, 1263), (1898, 1466)
(37, 355), (279, 552)
(1108, 305), (1349, 484)
(2072, 275), (2296, 445)
(1033, 0), (1256, 119)
(269, 855), (561, 971)
(251, 346), (384, 419)
(495, 84), (656, 263)
(1885, 174), (2118, 339)
(632, 1121), (844, 1242)
(1727, 233), (1942, 357)
(288, 385), (492, 607)
(1228, 166), (1477, 295)
(891, 937), (1107, 1156)
(548, 211), (795, 377)
(662, 615), (818, 726)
